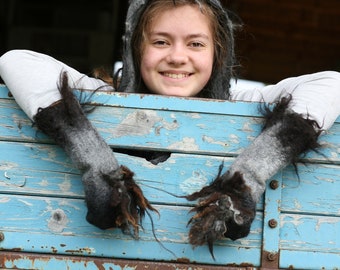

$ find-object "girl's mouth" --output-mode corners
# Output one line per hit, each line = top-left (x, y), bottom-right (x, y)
(162, 72), (191, 79)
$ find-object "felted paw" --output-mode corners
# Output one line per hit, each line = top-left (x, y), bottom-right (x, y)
(85, 165), (158, 238)
(186, 170), (256, 259)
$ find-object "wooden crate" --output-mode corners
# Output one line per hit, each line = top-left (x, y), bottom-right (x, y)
(0, 84), (339, 269)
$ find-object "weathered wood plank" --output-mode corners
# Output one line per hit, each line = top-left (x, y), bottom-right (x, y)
(1, 87), (339, 164)
(0, 194), (263, 266)
(282, 164), (340, 216)
(4, 139), (340, 216)
(280, 214), (340, 253)
(0, 252), (257, 270)
(0, 141), (255, 206)
(279, 214), (340, 269)
(279, 250), (340, 269)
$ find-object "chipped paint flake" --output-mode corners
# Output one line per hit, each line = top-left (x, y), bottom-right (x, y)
(0, 197), (10, 203)
(229, 134), (240, 144)
(18, 199), (33, 207)
(180, 170), (209, 194)
(111, 110), (179, 137)
(58, 176), (72, 193)
(112, 110), (162, 137)
(315, 217), (339, 231)
(202, 135), (228, 147)
(169, 137), (199, 151)
(242, 121), (255, 132)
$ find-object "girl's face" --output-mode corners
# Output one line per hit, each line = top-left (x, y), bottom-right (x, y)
(140, 5), (214, 97)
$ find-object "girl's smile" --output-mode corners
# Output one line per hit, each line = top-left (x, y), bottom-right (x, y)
(140, 5), (214, 97)
(161, 72), (191, 80)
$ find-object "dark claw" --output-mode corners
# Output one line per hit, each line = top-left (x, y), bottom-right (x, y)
(186, 170), (256, 259)
(105, 165), (158, 238)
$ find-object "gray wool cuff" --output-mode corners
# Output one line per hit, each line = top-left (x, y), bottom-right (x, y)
(63, 123), (119, 176)
(229, 122), (289, 202)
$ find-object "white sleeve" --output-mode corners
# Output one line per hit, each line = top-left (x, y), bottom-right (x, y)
(230, 71), (340, 130)
(0, 50), (113, 120)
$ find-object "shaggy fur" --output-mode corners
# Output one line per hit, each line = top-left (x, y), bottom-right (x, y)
(34, 72), (157, 237)
(186, 165), (256, 259)
(186, 95), (321, 259)
(261, 95), (322, 167)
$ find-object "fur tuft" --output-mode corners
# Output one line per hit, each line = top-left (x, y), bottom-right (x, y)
(186, 166), (256, 259)
(260, 95), (322, 166)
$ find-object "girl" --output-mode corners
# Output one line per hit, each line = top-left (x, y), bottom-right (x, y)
(1, 0), (340, 254)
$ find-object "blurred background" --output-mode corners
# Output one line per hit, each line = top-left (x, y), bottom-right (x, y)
(1, 0), (340, 84)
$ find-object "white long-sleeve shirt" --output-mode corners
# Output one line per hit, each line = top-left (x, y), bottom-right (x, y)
(1, 50), (340, 130)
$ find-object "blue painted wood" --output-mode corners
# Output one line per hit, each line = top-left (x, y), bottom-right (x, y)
(1, 84), (340, 269)
(0, 141), (265, 207)
(0, 194), (263, 265)
(280, 250), (340, 269)
(1, 94), (339, 163)
(282, 164), (340, 216)
(262, 172), (282, 258)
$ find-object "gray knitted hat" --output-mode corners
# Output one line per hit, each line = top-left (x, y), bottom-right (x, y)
(118, 0), (236, 100)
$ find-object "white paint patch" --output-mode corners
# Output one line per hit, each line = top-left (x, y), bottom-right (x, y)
(229, 134), (240, 145)
(58, 176), (72, 193)
(179, 170), (209, 194)
(242, 122), (254, 132)
(111, 110), (179, 137)
(190, 113), (201, 119)
(18, 199), (33, 207)
(39, 179), (49, 187)
(169, 137), (199, 151)
(202, 135), (228, 147)
(315, 217), (339, 232)
(316, 175), (335, 184)
(112, 110), (162, 137)
(294, 199), (302, 210)
(0, 197), (11, 203)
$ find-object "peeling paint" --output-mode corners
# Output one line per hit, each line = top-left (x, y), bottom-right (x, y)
(294, 199), (302, 210)
(169, 137), (199, 151)
(281, 215), (304, 227)
(316, 175), (335, 183)
(179, 170), (209, 194)
(48, 209), (69, 233)
(202, 135), (228, 147)
(229, 134), (240, 144)
(112, 110), (162, 137)
(315, 217), (339, 231)
(18, 199), (33, 207)
(38, 179), (49, 187)
(0, 197), (10, 203)
(58, 176), (72, 193)
(242, 122), (255, 133)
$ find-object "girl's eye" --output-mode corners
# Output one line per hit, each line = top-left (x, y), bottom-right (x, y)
(190, 42), (205, 48)
(153, 40), (169, 46)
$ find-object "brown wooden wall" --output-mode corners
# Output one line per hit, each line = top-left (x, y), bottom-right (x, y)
(1, 0), (340, 84)
(223, 0), (340, 83)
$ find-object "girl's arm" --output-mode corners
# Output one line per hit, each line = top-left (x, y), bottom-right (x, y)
(187, 71), (340, 258)
(231, 71), (340, 130)
(0, 49), (113, 120)
(0, 50), (153, 234)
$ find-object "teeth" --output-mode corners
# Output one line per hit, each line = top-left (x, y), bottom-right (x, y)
(163, 73), (189, 79)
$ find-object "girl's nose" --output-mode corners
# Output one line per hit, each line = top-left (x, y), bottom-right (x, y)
(166, 45), (189, 65)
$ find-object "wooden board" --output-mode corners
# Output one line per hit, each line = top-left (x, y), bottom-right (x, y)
(0, 84), (339, 269)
